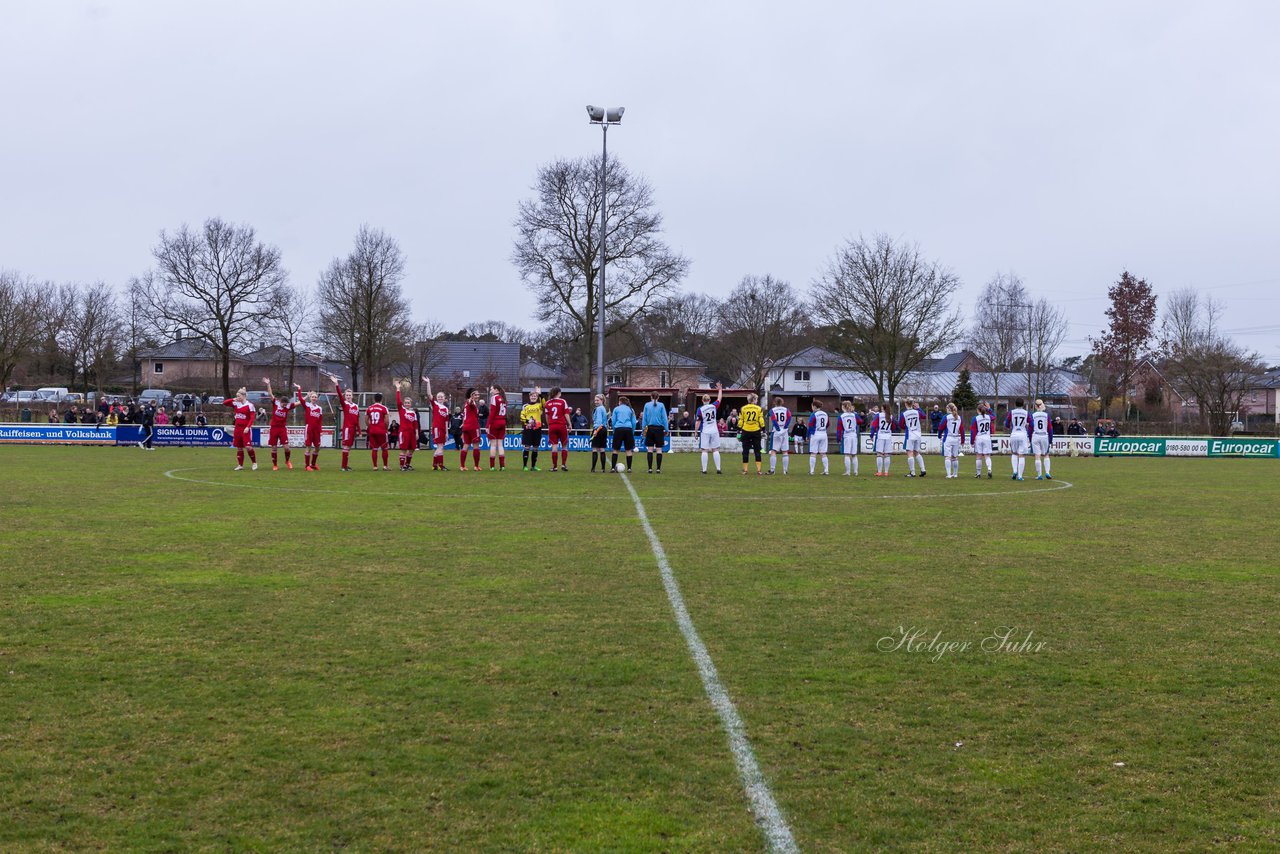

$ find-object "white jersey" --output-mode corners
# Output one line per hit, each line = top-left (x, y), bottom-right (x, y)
(1031, 411), (1051, 436)
(809, 410), (829, 454)
(942, 413), (962, 451)
(972, 412), (993, 454)
(698, 403), (719, 432)
(901, 407), (922, 438)
(1008, 408), (1029, 435)
(839, 412), (860, 455)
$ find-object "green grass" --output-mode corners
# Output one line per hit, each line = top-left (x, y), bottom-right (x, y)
(1, 446), (1277, 852)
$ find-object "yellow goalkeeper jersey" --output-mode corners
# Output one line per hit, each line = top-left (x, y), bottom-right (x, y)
(740, 403), (765, 432)
(520, 401), (544, 429)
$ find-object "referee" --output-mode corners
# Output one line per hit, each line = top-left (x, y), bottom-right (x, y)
(739, 393), (765, 475)
(641, 391), (668, 474)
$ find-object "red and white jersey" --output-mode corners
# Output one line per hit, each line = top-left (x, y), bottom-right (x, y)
(488, 393), (507, 428)
(462, 400), (480, 431)
(268, 397), (296, 428)
(223, 399), (255, 429)
(544, 396), (569, 427)
(366, 402), (390, 435)
(298, 390), (323, 428)
(396, 391), (419, 434)
(431, 399), (449, 431)
(334, 382), (360, 432)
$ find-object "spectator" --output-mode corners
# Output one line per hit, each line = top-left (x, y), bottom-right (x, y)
(1052, 415), (1064, 435)
(106, 407), (120, 427)
(1107, 423), (1120, 438)
(929, 404), (943, 433)
(63, 406), (79, 424)
(571, 408), (588, 431)
(1095, 421), (1105, 437)
(194, 412), (207, 428)
(80, 409), (95, 424)
(389, 419), (400, 448)
(47, 408), (59, 423)
(97, 397), (110, 418)
(173, 409), (186, 428)
(155, 407), (170, 426)
(790, 415), (809, 455)
(449, 406), (464, 448)
(726, 409), (739, 433)
(677, 409), (693, 432)
(717, 417), (728, 434)
(1067, 418), (1084, 436)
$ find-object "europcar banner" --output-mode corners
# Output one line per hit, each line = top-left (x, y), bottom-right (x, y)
(115, 425), (260, 447)
(1095, 437), (1166, 456)
(1206, 438), (1280, 458)
(0, 423), (117, 444)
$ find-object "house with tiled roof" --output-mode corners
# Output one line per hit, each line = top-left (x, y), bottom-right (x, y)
(605, 349), (710, 392)
(136, 338), (248, 388)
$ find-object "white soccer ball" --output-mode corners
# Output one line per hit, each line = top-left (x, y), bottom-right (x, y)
(615, 462), (626, 473)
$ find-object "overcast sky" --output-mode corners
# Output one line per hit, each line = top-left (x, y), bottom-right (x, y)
(3, 1), (1278, 363)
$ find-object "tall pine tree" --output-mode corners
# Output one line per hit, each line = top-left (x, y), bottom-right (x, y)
(952, 368), (979, 414)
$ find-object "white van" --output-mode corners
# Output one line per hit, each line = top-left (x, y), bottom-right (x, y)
(34, 387), (71, 402)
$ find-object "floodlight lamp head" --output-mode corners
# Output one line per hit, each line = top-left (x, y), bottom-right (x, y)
(606, 107), (624, 123)
(586, 105), (605, 122)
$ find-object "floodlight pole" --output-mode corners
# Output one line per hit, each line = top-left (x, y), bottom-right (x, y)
(587, 106), (623, 398)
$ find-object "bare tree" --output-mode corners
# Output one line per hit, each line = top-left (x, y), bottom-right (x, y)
(317, 225), (413, 391)
(811, 234), (962, 405)
(512, 156), (690, 388)
(409, 319), (448, 396)
(140, 218), (288, 397)
(718, 275), (810, 393)
(122, 277), (159, 395)
(0, 271), (51, 391)
(269, 285), (317, 388)
(456, 320), (533, 344)
(620, 292), (723, 381)
(62, 282), (119, 394)
(1160, 288), (1265, 435)
(967, 273), (1028, 411)
(1024, 297), (1068, 399)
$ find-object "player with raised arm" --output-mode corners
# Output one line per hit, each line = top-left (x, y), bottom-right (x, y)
(768, 396), (792, 475)
(738, 393), (765, 475)
(297, 384), (324, 471)
(520, 387), (544, 471)
(327, 372), (361, 472)
(263, 378), (298, 471)
(393, 380), (420, 471)
(837, 400), (863, 476)
(898, 400), (927, 478)
(221, 387), (258, 471)
(458, 388), (482, 471)
(422, 376), (450, 471)
(589, 393), (609, 472)
(871, 404), (893, 477)
(939, 402), (962, 478)
(1006, 398), (1030, 481)
(486, 384), (508, 471)
(808, 399), (830, 475)
(696, 383), (723, 475)
(641, 391), (669, 474)
(1030, 398), (1054, 480)
(971, 401), (994, 478)
(610, 395), (637, 472)
(543, 387), (571, 472)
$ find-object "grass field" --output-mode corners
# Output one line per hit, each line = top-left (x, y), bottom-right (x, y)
(2, 445), (1278, 852)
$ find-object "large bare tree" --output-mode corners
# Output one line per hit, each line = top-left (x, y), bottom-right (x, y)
(1024, 297), (1068, 399)
(811, 234), (962, 405)
(621, 292), (722, 379)
(0, 271), (52, 391)
(718, 275), (810, 393)
(62, 282), (119, 393)
(967, 272), (1028, 410)
(409, 319), (448, 396)
(317, 225), (413, 390)
(1160, 288), (1265, 435)
(269, 284), (317, 388)
(140, 218), (288, 397)
(512, 156), (690, 388)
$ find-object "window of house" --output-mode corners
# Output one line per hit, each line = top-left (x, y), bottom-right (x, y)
(606, 373), (622, 385)
(659, 370), (669, 387)
(794, 370), (810, 381)
(154, 362), (164, 375)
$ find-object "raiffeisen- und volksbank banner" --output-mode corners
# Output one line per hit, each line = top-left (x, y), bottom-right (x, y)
(0, 423), (118, 444)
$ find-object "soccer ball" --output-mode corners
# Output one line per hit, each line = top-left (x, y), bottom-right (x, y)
(615, 462), (626, 473)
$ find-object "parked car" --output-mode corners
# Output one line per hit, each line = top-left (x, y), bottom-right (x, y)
(138, 388), (173, 407)
(62, 393), (85, 404)
(245, 391), (272, 407)
(34, 387), (71, 402)
(206, 395), (225, 406)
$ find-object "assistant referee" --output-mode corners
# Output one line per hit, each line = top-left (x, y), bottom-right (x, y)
(739, 393), (765, 475)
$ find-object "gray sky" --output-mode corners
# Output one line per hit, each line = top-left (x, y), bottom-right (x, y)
(3, 1), (1278, 363)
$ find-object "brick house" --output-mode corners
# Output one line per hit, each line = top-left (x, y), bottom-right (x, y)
(136, 338), (248, 389)
(605, 350), (710, 394)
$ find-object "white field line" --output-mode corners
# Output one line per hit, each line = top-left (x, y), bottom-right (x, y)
(620, 473), (800, 854)
(164, 467), (1072, 502)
